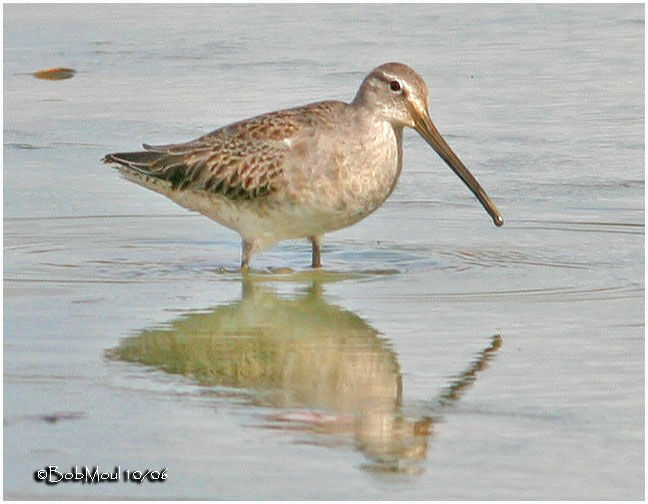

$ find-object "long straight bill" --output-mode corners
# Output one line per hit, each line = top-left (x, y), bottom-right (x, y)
(415, 115), (503, 227)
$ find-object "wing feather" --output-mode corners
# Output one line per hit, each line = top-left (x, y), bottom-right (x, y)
(104, 100), (345, 200)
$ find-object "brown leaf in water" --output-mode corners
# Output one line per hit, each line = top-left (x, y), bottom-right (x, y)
(33, 67), (77, 80)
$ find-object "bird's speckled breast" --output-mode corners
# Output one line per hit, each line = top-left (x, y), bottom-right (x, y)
(279, 112), (403, 233)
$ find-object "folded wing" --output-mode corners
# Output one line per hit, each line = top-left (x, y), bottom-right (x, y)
(103, 101), (344, 201)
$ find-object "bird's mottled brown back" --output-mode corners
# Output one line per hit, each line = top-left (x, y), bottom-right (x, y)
(106, 100), (346, 201)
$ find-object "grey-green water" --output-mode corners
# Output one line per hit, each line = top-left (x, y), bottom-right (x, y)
(4, 4), (644, 499)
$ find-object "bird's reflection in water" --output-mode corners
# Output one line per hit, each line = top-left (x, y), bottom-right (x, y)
(107, 278), (501, 473)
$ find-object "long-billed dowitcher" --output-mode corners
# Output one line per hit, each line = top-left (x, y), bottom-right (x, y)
(104, 62), (503, 270)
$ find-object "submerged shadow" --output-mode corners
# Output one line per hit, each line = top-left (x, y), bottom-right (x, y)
(107, 279), (501, 473)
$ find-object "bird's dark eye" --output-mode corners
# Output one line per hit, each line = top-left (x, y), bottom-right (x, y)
(389, 80), (401, 92)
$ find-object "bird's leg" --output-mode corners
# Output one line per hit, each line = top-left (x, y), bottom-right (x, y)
(309, 235), (322, 268)
(241, 239), (254, 272)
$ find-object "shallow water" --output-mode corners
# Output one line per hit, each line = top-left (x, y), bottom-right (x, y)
(3, 4), (644, 499)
